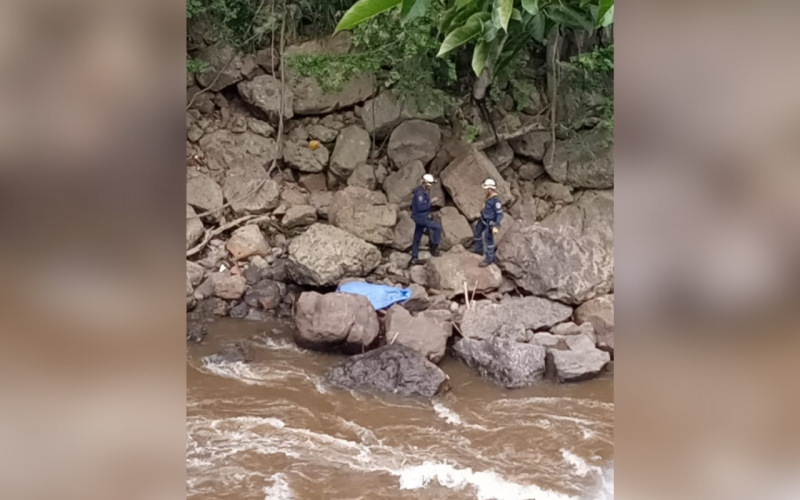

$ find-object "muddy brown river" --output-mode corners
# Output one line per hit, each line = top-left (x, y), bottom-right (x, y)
(187, 318), (614, 500)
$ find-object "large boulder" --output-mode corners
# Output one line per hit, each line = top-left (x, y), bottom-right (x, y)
(237, 75), (295, 123)
(498, 190), (614, 304)
(194, 42), (244, 92)
(282, 140), (329, 173)
(392, 211), (427, 252)
(387, 120), (442, 167)
(453, 337), (547, 389)
(485, 141), (515, 171)
(460, 297), (573, 341)
(221, 165), (281, 215)
(186, 172), (224, 215)
(575, 294), (614, 354)
(548, 348), (611, 383)
(291, 73), (374, 115)
(225, 225), (269, 261)
(200, 129), (278, 174)
(244, 279), (284, 311)
(287, 223), (381, 286)
(426, 246), (503, 297)
(545, 128), (613, 189)
(384, 305), (449, 363)
(347, 162), (377, 190)
(360, 91), (446, 138)
(309, 191), (334, 219)
(186, 206), (204, 249)
(510, 131), (551, 162)
(435, 207), (473, 250)
(330, 126), (371, 180)
(210, 273), (247, 300)
(293, 291), (379, 352)
(440, 150), (513, 221)
(329, 187), (398, 245)
(383, 160), (425, 207)
(327, 344), (451, 398)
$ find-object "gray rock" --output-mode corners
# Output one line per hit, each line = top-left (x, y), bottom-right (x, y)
(247, 117), (275, 138)
(287, 223), (381, 286)
(186, 261), (206, 287)
(186, 322), (207, 343)
(282, 141), (329, 173)
(384, 160), (426, 207)
(237, 75), (295, 123)
(460, 296), (573, 340)
(228, 301), (249, 319)
(329, 187), (397, 245)
(291, 73), (374, 115)
(203, 341), (254, 365)
(485, 141), (515, 170)
(426, 246), (503, 298)
(299, 173), (328, 192)
(225, 225), (269, 261)
(195, 42), (244, 91)
(453, 337), (547, 389)
(498, 190), (613, 304)
(548, 348), (610, 382)
(441, 149), (514, 221)
(221, 165), (281, 215)
(532, 332), (561, 348)
(518, 161), (546, 181)
(575, 295), (614, 354)
(210, 273), (247, 300)
(327, 344), (451, 398)
(564, 334), (597, 352)
(347, 162), (377, 190)
(309, 191), (334, 219)
(255, 47), (280, 73)
(389, 252), (412, 269)
(294, 291), (379, 352)
(244, 279), (284, 310)
(282, 205), (318, 228)
(535, 180), (574, 204)
(410, 265), (427, 286)
(280, 188), (309, 208)
(388, 120), (441, 167)
(401, 284), (430, 312)
(360, 91), (446, 138)
(186, 172), (224, 215)
(187, 297), (229, 321)
(436, 207), (473, 250)
(551, 321), (596, 345)
(384, 305), (448, 363)
(417, 309), (454, 337)
(200, 129), (278, 174)
(186, 206), (204, 250)
(330, 125), (371, 180)
(510, 131), (551, 162)
(307, 124), (339, 143)
(545, 128), (613, 189)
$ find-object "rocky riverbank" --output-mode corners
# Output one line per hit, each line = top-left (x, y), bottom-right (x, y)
(187, 32), (614, 395)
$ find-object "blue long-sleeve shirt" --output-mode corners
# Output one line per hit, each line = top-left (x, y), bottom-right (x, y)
(481, 196), (504, 226)
(411, 186), (432, 221)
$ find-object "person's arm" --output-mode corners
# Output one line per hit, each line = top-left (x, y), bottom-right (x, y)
(495, 200), (504, 226)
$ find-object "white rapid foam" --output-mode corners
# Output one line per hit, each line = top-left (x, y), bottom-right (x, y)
(396, 462), (576, 500)
(262, 473), (294, 500)
(433, 403), (489, 431)
(560, 450), (598, 477)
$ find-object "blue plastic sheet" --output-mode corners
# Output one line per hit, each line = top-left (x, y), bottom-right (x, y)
(337, 281), (412, 311)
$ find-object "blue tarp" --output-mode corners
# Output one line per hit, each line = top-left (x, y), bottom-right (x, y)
(337, 281), (412, 311)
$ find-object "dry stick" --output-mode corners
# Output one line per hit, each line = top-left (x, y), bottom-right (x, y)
(186, 214), (256, 258)
(463, 281), (470, 309)
(470, 281), (477, 307)
(390, 331), (400, 345)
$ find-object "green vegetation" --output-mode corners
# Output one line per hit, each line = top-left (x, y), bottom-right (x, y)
(187, 58), (209, 74)
(561, 44), (614, 133)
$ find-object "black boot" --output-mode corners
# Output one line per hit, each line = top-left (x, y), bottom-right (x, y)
(430, 245), (441, 257)
(479, 260), (493, 268)
(409, 258), (425, 267)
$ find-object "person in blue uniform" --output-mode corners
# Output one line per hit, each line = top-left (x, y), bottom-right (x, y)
(473, 178), (504, 267)
(410, 174), (442, 266)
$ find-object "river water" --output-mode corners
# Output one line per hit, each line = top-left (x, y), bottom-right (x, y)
(187, 318), (614, 500)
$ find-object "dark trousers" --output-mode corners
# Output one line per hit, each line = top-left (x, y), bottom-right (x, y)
(473, 219), (495, 263)
(411, 217), (442, 259)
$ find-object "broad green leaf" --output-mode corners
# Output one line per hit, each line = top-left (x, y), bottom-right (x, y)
(597, 0), (614, 21)
(511, 8), (523, 21)
(530, 12), (546, 42)
(439, 6), (458, 33)
(335, 0), (402, 33)
(521, 0), (539, 16)
(401, 0), (431, 23)
(598, 5), (614, 27)
(483, 20), (498, 41)
(438, 13), (490, 56)
(492, 0), (513, 31)
(547, 4), (594, 31)
(457, 0), (477, 8)
(450, 5), (480, 31)
(472, 40), (490, 75)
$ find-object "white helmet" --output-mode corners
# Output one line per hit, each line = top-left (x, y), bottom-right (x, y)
(482, 178), (497, 190)
(422, 174), (435, 185)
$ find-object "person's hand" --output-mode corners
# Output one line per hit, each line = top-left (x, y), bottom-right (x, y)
(491, 226), (499, 235)
(431, 197), (442, 204)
